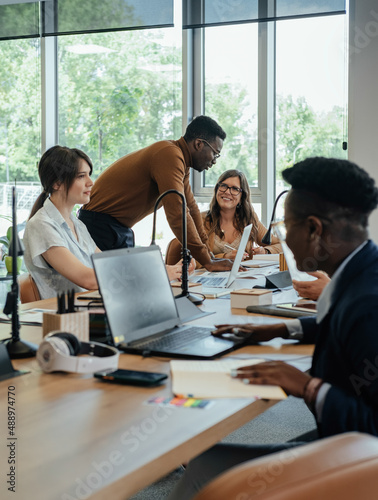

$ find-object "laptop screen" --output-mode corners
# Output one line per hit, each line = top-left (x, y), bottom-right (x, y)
(92, 246), (180, 345)
(226, 223), (252, 285)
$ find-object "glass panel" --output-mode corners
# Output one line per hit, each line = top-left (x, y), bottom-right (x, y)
(203, 23), (258, 189)
(276, 14), (348, 199)
(0, 37), (41, 274)
(0, 37), (41, 238)
(43, 0), (173, 37)
(58, 28), (182, 175)
(183, 0), (345, 29)
(0, 2), (39, 41)
(58, 26), (182, 250)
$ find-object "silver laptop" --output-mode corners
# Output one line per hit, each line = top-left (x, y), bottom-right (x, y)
(92, 246), (243, 359)
(190, 224), (253, 289)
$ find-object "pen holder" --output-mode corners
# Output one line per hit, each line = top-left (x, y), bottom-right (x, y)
(42, 311), (90, 342)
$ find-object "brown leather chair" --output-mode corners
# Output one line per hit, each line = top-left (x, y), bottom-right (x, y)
(165, 238), (183, 265)
(193, 432), (378, 500)
(18, 273), (41, 303)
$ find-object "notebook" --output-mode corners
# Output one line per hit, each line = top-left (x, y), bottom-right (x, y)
(92, 246), (244, 359)
(190, 224), (253, 289)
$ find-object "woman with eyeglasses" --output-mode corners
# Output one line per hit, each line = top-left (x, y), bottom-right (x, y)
(201, 169), (281, 263)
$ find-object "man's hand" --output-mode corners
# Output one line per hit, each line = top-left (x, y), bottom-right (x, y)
(292, 271), (330, 301)
(231, 361), (311, 398)
(212, 323), (288, 344)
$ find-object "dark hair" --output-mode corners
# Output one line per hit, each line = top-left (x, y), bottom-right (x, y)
(205, 169), (258, 242)
(183, 115), (226, 143)
(282, 157), (378, 230)
(29, 145), (93, 219)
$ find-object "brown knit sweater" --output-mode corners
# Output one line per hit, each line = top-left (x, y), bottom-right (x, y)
(199, 210), (281, 265)
(83, 137), (211, 265)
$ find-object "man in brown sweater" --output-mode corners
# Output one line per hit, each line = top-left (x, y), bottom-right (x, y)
(78, 116), (233, 271)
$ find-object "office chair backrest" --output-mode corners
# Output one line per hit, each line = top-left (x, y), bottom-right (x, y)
(193, 432), (378, 500)
(165, 238), (182, 265)
(18, 273), (41, 303)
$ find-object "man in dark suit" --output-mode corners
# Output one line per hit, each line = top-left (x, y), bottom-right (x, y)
(169, 157), (378, 500)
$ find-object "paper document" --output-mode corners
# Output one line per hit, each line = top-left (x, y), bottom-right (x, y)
(242, 259), (278, 268)
(0, 308), (51, 325)
(170, 359), (287, 400)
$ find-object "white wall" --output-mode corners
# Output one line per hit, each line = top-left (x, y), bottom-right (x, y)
(349, 0), (378, 242)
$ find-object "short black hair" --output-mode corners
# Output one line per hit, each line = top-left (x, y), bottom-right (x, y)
(184, 115), (226, 142)
(283, 157), (378, 215)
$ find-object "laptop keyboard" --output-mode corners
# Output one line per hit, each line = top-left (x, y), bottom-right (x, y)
(193, 276), (227, 287)
(135, 326), (213, 350)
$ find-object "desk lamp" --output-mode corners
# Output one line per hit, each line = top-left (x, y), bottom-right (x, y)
(261, 190), (289, 245)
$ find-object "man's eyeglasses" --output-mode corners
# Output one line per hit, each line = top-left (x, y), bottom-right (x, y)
(217, 182), (243, 196)
(272, 221), (287, 242)
(272, 214), (333, 242)
(199, 139), (221, 160)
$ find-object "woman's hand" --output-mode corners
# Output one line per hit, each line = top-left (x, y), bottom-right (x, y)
(212, 323), (288, 343)
(223, 249), (249, 260)
(292, 271), (330, 301)
(231, 361), (311, 398)
(251, 246), (267, 255)
(166, 258), (196, 282)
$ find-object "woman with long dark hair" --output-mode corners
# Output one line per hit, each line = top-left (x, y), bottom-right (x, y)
(202, 169), (281, 261)
(24, 146), (100, 299)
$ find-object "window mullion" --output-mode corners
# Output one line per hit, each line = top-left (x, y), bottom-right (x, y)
(41, 35), (58, 153)
(258, 2), (276, 226)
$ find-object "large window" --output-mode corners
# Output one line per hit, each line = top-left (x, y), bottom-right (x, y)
(57, 11), (182, 252)
(193, 8), (348, 224)
(0, 0), (348, 243)
(0, 38), (41, 238)
(203, 24), (259, 190)
(276, 15), (348, 189)
(58, 29), (182, 176)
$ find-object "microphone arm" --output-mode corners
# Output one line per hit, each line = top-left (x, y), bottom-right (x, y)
(3, 186), (37, 358)
(261, 190), (289, 245)
(150, 189), (197, 302)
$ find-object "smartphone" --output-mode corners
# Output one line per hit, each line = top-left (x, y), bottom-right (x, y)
(94, 369), (168, 387)
(277, 302), (317, 314)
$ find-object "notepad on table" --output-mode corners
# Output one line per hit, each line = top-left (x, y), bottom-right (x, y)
(170, 359), (286, 400)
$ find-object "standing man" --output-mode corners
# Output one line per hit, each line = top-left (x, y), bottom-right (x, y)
(78, 115), (232, 271)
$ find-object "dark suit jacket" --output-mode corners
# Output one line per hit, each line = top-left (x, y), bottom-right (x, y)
(300, 240), (378, 437)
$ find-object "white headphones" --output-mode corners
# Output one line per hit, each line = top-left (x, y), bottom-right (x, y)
(37, 331), (119, 374)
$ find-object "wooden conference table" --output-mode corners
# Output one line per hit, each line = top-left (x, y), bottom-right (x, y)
(0, 292), (313, 500)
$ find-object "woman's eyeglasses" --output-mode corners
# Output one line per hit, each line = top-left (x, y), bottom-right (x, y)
(217, 182), (243, 196)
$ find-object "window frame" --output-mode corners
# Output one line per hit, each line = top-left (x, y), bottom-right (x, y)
(33, 0), (346, 228)
(190, 20), (276, 225)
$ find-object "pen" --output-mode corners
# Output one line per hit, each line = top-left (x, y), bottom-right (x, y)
(224, 243), (235, 251)
(57, 292), (65, 314)
(67, 289), (75, 313)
